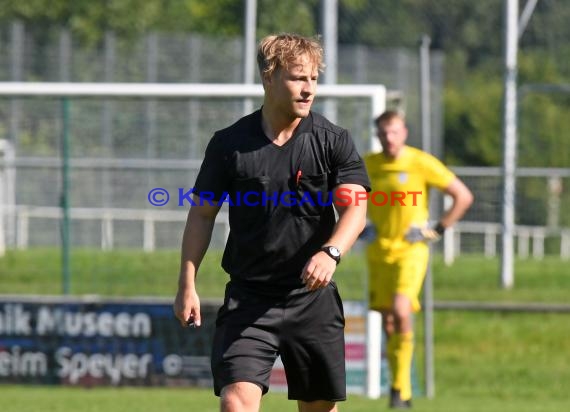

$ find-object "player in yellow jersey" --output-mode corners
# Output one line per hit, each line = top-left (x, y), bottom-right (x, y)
(363, 110), (473, 408)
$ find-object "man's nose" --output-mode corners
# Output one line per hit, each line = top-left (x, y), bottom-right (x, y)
(302, 80), (316, 93)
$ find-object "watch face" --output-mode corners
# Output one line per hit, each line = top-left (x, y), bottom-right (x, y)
(329, 247), (341, 257)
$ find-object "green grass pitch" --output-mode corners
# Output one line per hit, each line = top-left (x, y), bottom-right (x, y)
(1, 249), (569, 411)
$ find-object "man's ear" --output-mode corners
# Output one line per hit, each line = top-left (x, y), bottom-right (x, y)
(262, 72), (272, 87)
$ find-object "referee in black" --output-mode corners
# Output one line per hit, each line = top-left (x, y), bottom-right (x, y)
(174, 33), (370, 412)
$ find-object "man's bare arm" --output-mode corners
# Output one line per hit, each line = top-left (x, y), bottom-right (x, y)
(328, 183), (368, 252)
(173, 195), (221, 327)
(439, 177), (474, 229)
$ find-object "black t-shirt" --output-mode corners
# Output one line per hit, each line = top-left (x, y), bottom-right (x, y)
(194, 109), (370, 292)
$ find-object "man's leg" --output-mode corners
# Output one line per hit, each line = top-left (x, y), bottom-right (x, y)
(281, 284), (346, 405)
(390, 293), (414, 404)
(380, 287), (413, 405)
(297, 400), (337, 412)
(211, 283), (283, 411)
(381, 310), (397, 390)
(389, 246), (428, 406)
(220, 382), (263, 412)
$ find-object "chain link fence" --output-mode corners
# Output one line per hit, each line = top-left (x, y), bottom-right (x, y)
(0, 16), (568, 259)
(0, 22), (445, 251)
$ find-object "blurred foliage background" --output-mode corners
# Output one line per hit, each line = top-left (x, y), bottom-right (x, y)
(0, 0), (568, 167)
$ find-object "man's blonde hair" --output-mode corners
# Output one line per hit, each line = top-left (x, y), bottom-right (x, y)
(257, 33), (325, 80)
(375, 110), (406, 127)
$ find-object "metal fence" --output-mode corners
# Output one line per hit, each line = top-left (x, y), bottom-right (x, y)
(0, 85), (383, 252)
(0, 23), (445, 155)
(0, 23), (568, 259)
(442, 167), (570, 262)
(0, 22), (445, 253)
(1, 141), (569, 260)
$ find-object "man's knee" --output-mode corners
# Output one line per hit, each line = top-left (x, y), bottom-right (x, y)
(220, 382), (262, 412)
(297, 400), (337, 412)
(393, 294), (412, 317)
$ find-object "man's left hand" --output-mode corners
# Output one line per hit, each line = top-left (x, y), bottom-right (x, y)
(405, 226), (442, 243)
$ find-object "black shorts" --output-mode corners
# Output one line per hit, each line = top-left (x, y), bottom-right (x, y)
(210, 280), (346, 402)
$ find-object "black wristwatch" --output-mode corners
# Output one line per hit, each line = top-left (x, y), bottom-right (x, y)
(320, 246), (341, 264)
(434, 222), (446, 235)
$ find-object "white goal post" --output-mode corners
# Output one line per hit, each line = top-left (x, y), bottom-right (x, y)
(0, 81), (386, 398)
(0, 82), (387, 153)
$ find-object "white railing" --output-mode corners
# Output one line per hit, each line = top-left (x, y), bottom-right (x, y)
(2, 206), (229, 253)
(443, 221), (570, 263)
(2, 206), (568, 261)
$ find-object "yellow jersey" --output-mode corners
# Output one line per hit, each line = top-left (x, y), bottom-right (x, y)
(364, 146), (455, 259)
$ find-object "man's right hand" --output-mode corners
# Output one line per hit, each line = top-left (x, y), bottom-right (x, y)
(173, 287), (201, 328)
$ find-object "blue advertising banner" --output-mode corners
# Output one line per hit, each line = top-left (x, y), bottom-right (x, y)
(0, 296), (400, 395)
(0, 296), (219, 386)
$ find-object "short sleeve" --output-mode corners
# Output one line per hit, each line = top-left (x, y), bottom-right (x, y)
(330, 129), (371, 192)
(420, 152), (455, 190)
(193, 134), (230, 201)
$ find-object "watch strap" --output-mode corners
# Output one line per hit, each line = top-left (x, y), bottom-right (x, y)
(320, 246), (341, 264)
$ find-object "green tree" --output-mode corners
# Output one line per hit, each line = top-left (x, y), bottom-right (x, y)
(0, 0), (164, 44)
(1, 0), (569, 169)
(444, 72), (503, 166)
(257, 0), (316, 37)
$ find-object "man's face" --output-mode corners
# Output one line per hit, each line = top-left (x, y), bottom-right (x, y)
(377, 117), (408, 158)
(265, 55), (318, 119)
